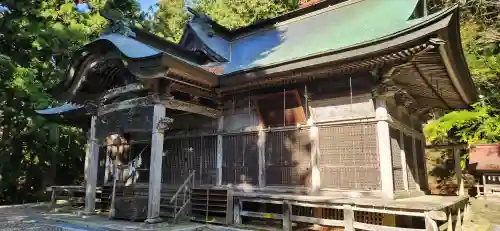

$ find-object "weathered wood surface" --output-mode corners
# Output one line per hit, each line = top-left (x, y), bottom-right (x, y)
(101, 83), (145, 102)
(84, 115), (99, 215)
(161, 98), (221, 118)
(146, 104), (166, 223)
(233, 191), (469, 211)
(376, 97), (395, 199)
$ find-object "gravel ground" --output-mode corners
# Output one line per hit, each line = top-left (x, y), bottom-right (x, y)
(463, 197), (500, 231)
(0, 204), (110, 231)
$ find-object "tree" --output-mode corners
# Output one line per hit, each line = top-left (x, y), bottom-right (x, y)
(0, 0), (144, 204)
(196, 0), (296, 29)
(150, 0), (298, 43)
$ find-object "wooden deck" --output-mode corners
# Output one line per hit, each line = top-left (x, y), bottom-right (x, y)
(234, 191), (469, 212)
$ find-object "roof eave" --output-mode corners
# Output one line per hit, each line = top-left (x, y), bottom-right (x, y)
(220, 6), (458, 89)
(436, 7), (478, 105)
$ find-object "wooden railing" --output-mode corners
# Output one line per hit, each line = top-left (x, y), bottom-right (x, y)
(234, 197), (472, 231)
(46, 185), (102, 211)
(168, 170), (196, 223)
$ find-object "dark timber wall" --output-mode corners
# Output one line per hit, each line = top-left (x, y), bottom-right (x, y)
(163, 136), (217, 186)
(386, 99), (427, 193)
(222, 133), (259, 185)
(157, 75), (387, 191)
(266, 129), (311, 186)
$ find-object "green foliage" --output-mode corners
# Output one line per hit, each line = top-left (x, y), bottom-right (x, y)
(425, 103), (500, 145)
(0, 0), (108, 204)
(149, 0), (298, 42)
(196, 0), (294, 29)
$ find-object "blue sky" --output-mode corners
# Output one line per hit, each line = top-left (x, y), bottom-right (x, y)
(139, 0), (158, 12)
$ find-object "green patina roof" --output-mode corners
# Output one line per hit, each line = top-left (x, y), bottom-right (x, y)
(223, 0), (433, 74)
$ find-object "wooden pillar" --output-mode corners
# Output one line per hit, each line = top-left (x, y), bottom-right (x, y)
(282, 201), (292, 231)
(454, 148), (464, 196)
(400, 131), (409, 191)
(309, 120), (321, 195)
(412, 137), (421, 190)
(257, 127), (266, 188)
(84, 115), (99, 215)
(375, 98), (394, 199)
(233, 198), (242, 225)
(216, 116), (224, 186)
(343, 204), (354, 231)
(145, 104), (166, 223)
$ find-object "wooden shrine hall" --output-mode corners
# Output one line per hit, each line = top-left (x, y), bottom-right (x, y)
(37, 0), (477, 230)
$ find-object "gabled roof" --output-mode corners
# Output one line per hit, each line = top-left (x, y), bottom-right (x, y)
(199, 0), (427, 75)
(36, 0), (478, 123)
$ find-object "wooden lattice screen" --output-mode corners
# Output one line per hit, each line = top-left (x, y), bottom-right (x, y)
(222, 133), (259, 185)
(318, 123), (379, 190)
(265, 129), (311, 186)
(162, 136), (217, 186)
(390, 127), (405, 191)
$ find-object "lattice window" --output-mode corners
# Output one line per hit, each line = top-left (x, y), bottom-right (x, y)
(404, 134), (417, 190)
(162, 136), (217, 185)
(222, 133), (259, 185)
(265, 129), (311, 186)
(319, 123), (379, 190)
(390, 127), (404, 191)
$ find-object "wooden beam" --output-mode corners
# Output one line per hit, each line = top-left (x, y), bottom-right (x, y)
(145, 104), (166, 224)
(83, 115), (99, 215)
(425, 143), (468, 149)
(101, 83), (145, 102)
(161, 98), (221, 118)
(412, 63), (451, 109)
(98, 96), (152, 116)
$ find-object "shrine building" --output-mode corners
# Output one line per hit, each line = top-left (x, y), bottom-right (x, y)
(37, 0), (477, 230)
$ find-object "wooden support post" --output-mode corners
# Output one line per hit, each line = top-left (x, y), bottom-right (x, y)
(145, 104), (166, 224)
(424, 212), (439, 231)
(454, 148), (463, 196)
(104, 154), (111, 184)
(226, 189), (234, 225)
(257, 127), (266, 188)
(216, 116), (224, 186)
(343, 204), (354, 231)
(482, 174), (488, 196)
(282, 201), (292, 231)
(309, 120), (321, 195)
(233, 198), (242, 225)
(400, 131), (409, 191)
(421, 139), (429, 190)
(455, 208), (462, 231)
(375, 98), (394, 199)
(447, 213), (453, 231)
(84, 115), (99, 215)
(50, 189), (56, 211)
(412, 137), (421, 190)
